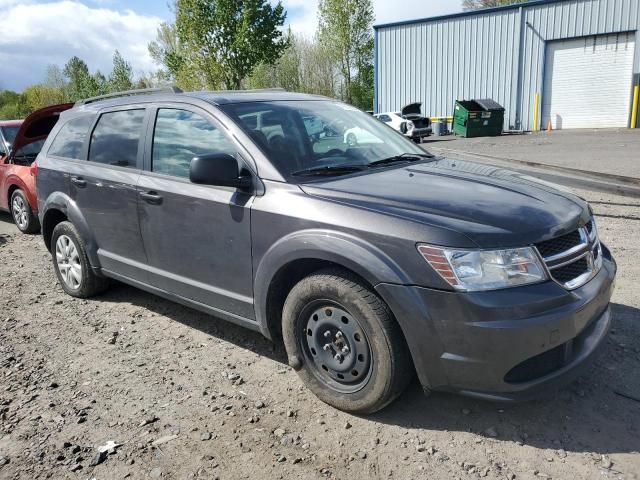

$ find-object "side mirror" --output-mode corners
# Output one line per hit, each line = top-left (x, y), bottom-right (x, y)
(189, 153), (252, 189)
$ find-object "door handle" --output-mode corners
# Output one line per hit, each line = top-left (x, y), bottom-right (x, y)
(71, 176), (86, 187)
(139, 191), (163, 205)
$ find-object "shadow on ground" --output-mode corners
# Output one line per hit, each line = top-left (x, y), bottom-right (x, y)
(98, 280), (640, 456)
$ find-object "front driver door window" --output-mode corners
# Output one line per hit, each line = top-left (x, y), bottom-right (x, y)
(152, 109), (237, 178)
(137, 107), (254, 319)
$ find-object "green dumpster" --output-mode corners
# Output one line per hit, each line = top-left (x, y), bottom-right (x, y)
(452, 99), (505, 137)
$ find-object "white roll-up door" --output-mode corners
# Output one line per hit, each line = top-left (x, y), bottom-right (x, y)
(541, 33), (635, 129)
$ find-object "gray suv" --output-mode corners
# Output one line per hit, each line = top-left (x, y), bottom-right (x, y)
(36, 88), (616, 413)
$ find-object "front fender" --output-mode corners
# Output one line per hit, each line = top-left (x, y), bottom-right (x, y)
(253, 229), (412, 338)
(41, 192), (100, 268)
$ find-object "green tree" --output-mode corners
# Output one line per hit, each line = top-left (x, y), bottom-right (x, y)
(109, 50), (133, 92)
(149, 21), (207, 90)
(22, 85), (65, 112)
(297, 36), (339, 97)
(318, 0), (374, 109)
(247, 29), (300, 92)
(45, 65), (69, 101)
(0, 90), (28, 120)
(175, 0), (289, 89)
(248, 32), (340, 98)
(462, 0), (525, 9)
(63, 56), (112, 101)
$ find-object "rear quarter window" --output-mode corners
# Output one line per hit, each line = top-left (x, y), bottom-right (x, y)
(48, 115), (95, 160)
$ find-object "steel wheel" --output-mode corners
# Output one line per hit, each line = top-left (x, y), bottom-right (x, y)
(299, 301), (372, 394)
(55, 234), (82, 290)
(11, 195), (28, 230)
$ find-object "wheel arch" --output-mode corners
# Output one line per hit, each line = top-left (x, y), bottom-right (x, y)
(253, 229), (412, 342)
(41, 192), (100, 267)
(6, 177), (29, 209)
(7, 183), (19, 207)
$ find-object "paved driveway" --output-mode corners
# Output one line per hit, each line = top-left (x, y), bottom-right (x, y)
(425, 128), (640, 179)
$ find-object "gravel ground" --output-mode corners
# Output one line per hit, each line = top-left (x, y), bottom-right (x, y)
(0, 187), (639, 480)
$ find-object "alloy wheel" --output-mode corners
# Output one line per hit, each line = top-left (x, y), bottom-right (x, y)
(11, 195), (28, 230)
(55, 235), (82, 289)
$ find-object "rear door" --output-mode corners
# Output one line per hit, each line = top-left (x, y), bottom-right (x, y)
(137, 104), (255, 319)
(66, 106), (149, 281)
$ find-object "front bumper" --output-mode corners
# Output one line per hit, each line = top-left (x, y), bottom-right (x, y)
(376, 248), (616, 401)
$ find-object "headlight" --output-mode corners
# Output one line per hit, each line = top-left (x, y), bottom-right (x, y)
(417, 244), (547, 291)
(406, 120), (414, 129)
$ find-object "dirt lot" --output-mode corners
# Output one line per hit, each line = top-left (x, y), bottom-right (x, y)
(0, 187), (639, 480)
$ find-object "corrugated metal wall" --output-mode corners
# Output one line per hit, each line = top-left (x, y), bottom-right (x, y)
(375, 0), (640, 130)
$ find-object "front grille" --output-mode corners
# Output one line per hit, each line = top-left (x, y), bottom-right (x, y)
(535, 230), (582, 258)
(534, 219), (600, 290)
(551, 257), (589, 284)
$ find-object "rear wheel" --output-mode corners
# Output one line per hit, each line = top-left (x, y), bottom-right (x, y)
(282, 269), (413, 414)
(10, 189), (39, 234)
(51, 221), (109, 298)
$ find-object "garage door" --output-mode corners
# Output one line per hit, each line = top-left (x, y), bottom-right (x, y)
(541, 33), (635, 129)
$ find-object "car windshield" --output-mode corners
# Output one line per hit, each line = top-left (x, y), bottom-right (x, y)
(11, 139), (46, 165)
(1, 126), (19, 148)
(220, 101), (430, 180)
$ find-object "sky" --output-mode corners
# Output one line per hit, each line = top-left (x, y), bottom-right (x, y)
(0, 0), (463, 92)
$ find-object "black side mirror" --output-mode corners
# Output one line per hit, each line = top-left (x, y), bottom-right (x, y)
(189, 153), (252, 189)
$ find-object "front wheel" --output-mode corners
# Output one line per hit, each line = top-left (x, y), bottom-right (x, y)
(282, 269), (413, 414)
(11, 189), (40, 234)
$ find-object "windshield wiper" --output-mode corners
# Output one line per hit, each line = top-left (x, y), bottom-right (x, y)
(368, 152), (435, 168)
(291, 164), (366, 177)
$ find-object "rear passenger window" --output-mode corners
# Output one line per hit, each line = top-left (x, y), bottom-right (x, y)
(152, 109), (236, 178)
(48, 115), (95, 159)
(89, 109), (145, 168)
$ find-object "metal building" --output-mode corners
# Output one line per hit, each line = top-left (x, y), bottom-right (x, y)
(374, 0), (640, 130)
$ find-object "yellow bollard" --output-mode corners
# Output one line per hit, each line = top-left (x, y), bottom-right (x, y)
(533, 93), (540, 132)
(631, 85), (639, 129)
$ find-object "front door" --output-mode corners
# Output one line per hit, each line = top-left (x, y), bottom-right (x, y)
(137, 106), (254, 319)
(67, 107), (149, 281)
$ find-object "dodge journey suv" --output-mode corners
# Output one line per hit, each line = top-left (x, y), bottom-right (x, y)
(36, 88), (616, 413)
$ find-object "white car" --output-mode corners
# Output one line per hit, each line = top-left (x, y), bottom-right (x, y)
(343, 126), (384, 146)
(375, 102), (432, 143)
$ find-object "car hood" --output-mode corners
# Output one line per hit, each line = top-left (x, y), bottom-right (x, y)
(10, 103), (73, 157)
(299, 158), (590, 248)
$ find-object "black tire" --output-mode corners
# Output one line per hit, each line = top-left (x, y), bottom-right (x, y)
(282, 268), (413, 414)
(51, 221), (109, 298)
(10, 189), (40, 234)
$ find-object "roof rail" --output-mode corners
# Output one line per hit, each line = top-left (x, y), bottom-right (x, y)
(196, 88), (287, 93)
(75, 87), (183, 106)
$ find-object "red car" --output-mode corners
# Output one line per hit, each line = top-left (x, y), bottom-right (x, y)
(0, 104), (72, 233)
